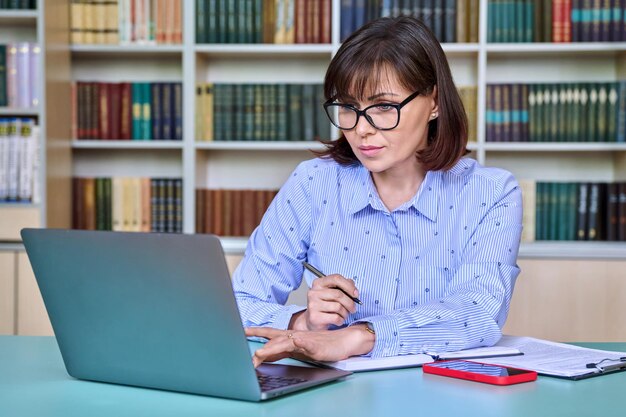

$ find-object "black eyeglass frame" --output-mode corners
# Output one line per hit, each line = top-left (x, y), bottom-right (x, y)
(323, 90), (422, 131)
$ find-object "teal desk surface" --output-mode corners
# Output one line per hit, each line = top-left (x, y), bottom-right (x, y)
(1, 336), (625, 417)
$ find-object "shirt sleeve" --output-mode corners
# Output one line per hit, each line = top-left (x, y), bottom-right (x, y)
(356, 174), (523, 358)
(232, 162), (312, 330)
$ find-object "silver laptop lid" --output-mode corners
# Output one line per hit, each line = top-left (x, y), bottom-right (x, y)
(21, 229), (263, 401)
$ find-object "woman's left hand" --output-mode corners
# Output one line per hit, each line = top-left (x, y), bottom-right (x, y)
(245, 325), (375, 368)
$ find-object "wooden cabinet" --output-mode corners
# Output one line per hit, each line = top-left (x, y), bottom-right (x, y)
(0, 249), (53, 336)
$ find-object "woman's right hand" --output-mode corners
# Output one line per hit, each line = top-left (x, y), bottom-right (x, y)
(289, 274), (359, 331)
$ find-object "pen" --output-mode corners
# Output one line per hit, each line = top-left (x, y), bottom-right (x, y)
(302, 261), (363, 305)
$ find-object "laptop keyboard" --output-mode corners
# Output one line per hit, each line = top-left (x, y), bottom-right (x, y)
(257, 373), (308, 391)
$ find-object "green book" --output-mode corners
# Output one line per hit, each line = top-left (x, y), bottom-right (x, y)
(557, 182), (570, 240)
(576, 182), (589, 240)
(218, 0), (228, 43)
(227, 0), (237, 43)
(222, 84), (234, 140)
(538, 84), (550, 141)
(607, 82), (618, 142)
(596, 82), (609, 142)
(488, 0), (496, 42)
(542, 0), (552, 41)
(213, 84), (223, 141)
(535, 182), (545, 240)
(578, 84), (589, 143)
(233, 84), (244, 140)
(243, 84), (255, 141)
(266, 84), (277, 140)
(276, 84), (288, 141)
(314, 84), (329, 141)
(570, 83), (581, 142)
(287, 84), (302, 141)
(587, 83), (598, 142)
(567, 182), (578, 241)
(207, 0), (218, 43)
(95, 178), (106, 231)
(524, 0), (534, 42)
(302, 84), (315, 141)
(557, 84), (567, 142)
(253, 0), (263, 43)
(104, 178), (112, 230)
(196, 0), (207, 43)
(515, 0), (525, 42)
(548, 182), (559, 240)
(261, 84), (272, 140)
(141, 83), (152, 140)
(547, 83), (559, 142)
(253, 84), (263, 140)
(131, 83), (142, 140)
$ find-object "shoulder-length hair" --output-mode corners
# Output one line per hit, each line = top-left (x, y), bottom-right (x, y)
(313, 16), (468, 171)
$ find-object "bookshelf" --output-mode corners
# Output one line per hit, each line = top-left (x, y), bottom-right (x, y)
(0, 0), (71, 244)
(1, 0), (626, 340)
(1, 0), (625, 253)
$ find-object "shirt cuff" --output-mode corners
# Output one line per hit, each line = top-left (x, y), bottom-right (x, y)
(355, 315), (401, 358)
(270, 305), (307, 330)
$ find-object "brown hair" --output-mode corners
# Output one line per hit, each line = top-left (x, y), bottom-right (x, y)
(314, 16), (468, 171)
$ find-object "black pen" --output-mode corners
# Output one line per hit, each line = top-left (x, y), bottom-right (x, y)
(302, 261), (363, 305)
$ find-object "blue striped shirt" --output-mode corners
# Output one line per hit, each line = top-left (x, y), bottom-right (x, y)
(233, 157), (522, 358)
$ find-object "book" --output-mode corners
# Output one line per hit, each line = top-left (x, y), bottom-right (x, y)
(308, 344), (522, 372)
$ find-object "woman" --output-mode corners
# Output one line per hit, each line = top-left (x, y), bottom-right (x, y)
(233, 16), (522, 367)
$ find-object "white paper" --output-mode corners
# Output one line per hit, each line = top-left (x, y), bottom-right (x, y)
(309, 345), (521, 372)
(478, 335), (626, 378)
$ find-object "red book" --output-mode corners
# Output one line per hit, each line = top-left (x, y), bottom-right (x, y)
(295, 0), (307, 44)
(562, 0), (572, 42)
(320, 0), (331, 44)
(552, 0), (564, 43)
(109, 83), (122, 139)
(231, 189), (243, 236)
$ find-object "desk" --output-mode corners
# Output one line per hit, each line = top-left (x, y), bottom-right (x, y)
(1, 336), (624, 417)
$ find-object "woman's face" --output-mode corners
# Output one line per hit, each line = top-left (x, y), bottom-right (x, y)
(342, 70), (437, 177)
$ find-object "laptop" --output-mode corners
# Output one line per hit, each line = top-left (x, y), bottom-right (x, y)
(20, 228), (351, 401)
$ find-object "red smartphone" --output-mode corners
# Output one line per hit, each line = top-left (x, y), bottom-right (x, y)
(423, 360), (537, 386)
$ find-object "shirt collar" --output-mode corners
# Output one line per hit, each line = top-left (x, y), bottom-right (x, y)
(347, 164), (441, 222)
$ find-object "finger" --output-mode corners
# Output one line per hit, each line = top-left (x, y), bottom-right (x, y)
(309, 298), (352, 319)
(312, 275), (359, 299)
(245, 326), (286, 340)
(253, 336), (298, 366)
(311, 288), (356, 314)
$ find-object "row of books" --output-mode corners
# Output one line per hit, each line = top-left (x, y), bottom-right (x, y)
(0, 0), (35, 8)
(0, 118), (38, 203)
(0, 43), (40, 109)
(520, 180), (626, 242)
(486, 82), (624, 143)
(72, 82), (183, 141)
(194, 84), (477, 142)
(196, 0), (332, 44)
(196, 188), (278, 236)
(196, 83), (331, 142)
(340, 0), (479, 43)
(72, 177), (183, 233)
(70, 0), (182, 45)
(488, 0), (626, 43)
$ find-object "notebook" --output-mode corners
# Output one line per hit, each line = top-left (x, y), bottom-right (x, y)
(308, 345), (522, 372)
(20, 229), (351, 401)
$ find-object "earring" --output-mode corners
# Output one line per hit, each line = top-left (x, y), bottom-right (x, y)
(430, 112), (438, 120)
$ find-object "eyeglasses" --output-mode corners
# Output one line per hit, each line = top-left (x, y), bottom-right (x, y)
(323, 90), (421, 131)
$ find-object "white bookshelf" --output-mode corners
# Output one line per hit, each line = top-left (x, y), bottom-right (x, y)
(0, 1), (72, 245)
(3, 0), (626, 258)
